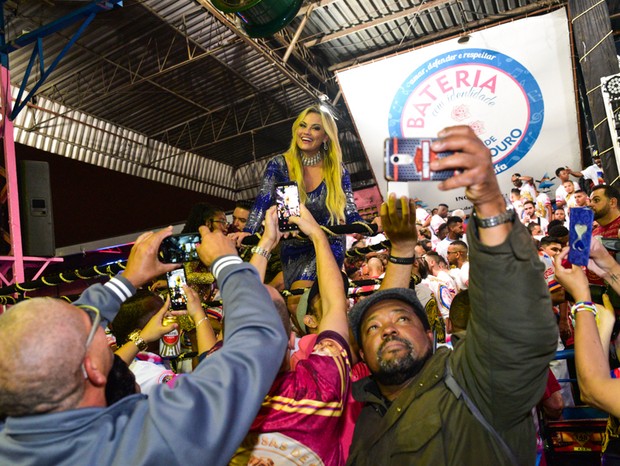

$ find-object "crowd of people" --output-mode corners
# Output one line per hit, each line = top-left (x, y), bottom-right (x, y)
(1, 106), (619, 466)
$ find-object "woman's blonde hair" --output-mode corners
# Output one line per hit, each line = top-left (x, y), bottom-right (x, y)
(283, 106), (346, 224)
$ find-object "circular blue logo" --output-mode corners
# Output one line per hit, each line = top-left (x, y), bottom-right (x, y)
(388, 48), (544, 174)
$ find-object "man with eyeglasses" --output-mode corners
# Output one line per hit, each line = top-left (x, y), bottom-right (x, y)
(210, 210), (230, 234)
(0, 225), (287, 466)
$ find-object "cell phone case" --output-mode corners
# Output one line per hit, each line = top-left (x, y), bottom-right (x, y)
(384, 137), (454, 182)
(568, 207), (594, 267)
(158, 233), (201, 263)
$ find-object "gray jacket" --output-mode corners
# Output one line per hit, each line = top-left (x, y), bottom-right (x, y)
(0, 258), (288, 466)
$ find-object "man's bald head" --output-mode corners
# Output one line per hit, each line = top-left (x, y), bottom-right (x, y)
(0, 298), (89, 417)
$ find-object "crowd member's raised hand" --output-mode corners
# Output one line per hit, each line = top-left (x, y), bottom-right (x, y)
(115, 296), (181, 364)
(552, 248), (591, 303)
(382, 193), (417, 255)
(430, 126), (509, 246)
(288, 203), (323, 239)
(554, 245), (620, 419)
(379, 193), (417, 290)
(196, 224), (238, 267)
(587, 236), (620, 286)
(260, 205), (284, 250)
(249, 205), (283, 283)
(184, 285), (218, 354)
(430, 126), (500, 206)
(228, 230), (251, 248)
(123, 227), (180, 288)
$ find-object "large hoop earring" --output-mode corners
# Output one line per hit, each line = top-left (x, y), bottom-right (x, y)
(323, 140), (328, 151)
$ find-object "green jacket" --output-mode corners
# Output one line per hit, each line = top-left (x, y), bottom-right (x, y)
(347, 218), (558, 465)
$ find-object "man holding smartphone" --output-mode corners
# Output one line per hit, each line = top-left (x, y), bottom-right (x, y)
(346, 126), (557, 465)
(0, 226), (288, 466)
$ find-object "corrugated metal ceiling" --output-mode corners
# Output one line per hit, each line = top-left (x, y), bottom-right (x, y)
(0, 0), (580, 201)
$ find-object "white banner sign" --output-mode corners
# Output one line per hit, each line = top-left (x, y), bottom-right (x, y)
(337, 8), (579, 212)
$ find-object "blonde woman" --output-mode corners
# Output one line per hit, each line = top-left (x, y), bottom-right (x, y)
(231, 105), (366, 291)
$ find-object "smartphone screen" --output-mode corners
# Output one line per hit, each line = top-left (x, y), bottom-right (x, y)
(275, 181), (301, 231)
(167, 268), (189, 311)
(158, 233), (201, 263)
(384, 137), (454, 182)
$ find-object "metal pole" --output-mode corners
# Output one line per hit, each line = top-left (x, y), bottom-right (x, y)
(283, 4), (315, 64)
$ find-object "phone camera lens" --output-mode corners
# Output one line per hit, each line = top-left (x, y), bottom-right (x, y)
(393, 156), (400, 163)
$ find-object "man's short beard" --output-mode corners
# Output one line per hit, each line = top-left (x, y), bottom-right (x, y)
(373, 336), (432, 386)
(593, 204), (608, 221)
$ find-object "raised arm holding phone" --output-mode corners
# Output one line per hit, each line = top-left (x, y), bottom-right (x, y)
(346, 126), (557, 466)
(0, 225), (287, 466)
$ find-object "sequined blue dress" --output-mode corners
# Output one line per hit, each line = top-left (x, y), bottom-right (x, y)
(245, 155), (364, 289)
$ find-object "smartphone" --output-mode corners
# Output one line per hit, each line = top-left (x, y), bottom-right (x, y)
(568, 207), (594, 267)
(601, 237), (620, 251)
(158, 233), (201, 263)
(167, 268), (189, 311)
(384, 137), (454, 182)
(275, 181), (301, 231)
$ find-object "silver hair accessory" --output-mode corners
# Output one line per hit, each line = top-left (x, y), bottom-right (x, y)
(300, 151), (323, 166)
(323, 140), (328, 151)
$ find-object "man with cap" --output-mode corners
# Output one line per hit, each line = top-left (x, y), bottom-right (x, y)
(345, 126), (557, 465)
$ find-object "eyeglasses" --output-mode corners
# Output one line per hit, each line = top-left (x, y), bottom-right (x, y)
(78, 304), (101, 378)
(211, 219), (229, 226)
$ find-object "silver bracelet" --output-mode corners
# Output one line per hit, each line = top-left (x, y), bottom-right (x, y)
(251, 245), (272, 261)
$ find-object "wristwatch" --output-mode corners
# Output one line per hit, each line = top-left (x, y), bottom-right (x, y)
(472, 204), (515, 228)
(127, 329), (148, 352)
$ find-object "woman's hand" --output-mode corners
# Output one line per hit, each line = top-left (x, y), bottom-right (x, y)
(553, 247), (592, 303)
(184, 285), (206, 323)
(140, 296), (180, 343)
(288, 203), (322, 239)
(259, 205), (283, 250)
(588, 236), (618, 279)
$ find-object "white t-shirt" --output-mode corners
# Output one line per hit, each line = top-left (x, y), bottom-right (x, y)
(421, 272), (457, 320)
(130, 359), (176, 394)
(430, 214), (446, 235)
(535, 192), (552, 221)
(581, 164), (605, 185)
(435, 237), (454, 261)
(519, 183), (537, 202)
(511, 198), (525, 220)
(415, 207), (431, 225)
(555, 182), (579, 206)
(449, 262), (469, 291)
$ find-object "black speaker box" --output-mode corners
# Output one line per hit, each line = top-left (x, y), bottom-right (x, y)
(17, 160), (55, 257)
